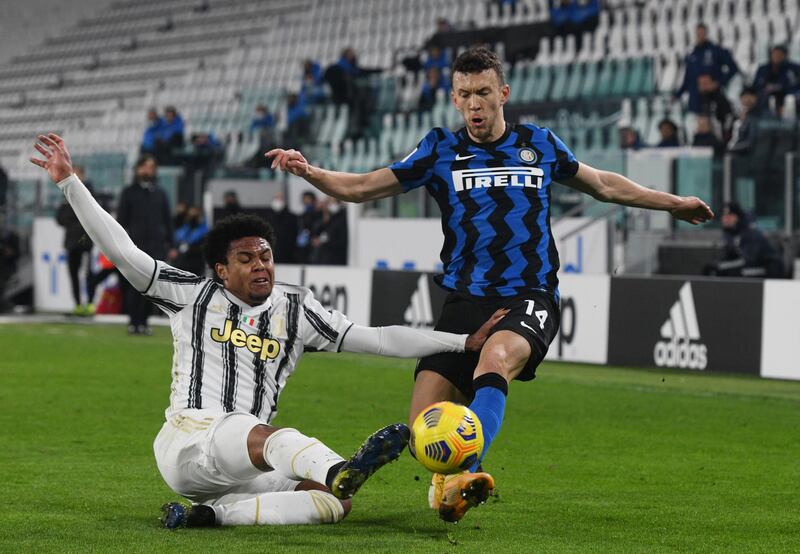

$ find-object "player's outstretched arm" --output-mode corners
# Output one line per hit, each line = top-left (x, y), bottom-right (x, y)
(266, 148), (403, 203)
(562, 162), (714, 225)
(340, 309), (507, 358)
(29, 134), (156, 291)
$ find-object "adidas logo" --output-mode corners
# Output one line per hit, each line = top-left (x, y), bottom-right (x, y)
(653, 282), (708, 370)
(404, 275), (434, 328)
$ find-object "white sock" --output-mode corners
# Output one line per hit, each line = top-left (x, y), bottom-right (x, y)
(211, 490), (344, 525)
(263, 428), (345, 485)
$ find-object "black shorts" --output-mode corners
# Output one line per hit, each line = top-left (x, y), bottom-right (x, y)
(416, 289), (560, 399)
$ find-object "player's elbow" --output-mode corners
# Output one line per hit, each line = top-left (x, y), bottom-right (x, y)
(591, 172), (616, 202)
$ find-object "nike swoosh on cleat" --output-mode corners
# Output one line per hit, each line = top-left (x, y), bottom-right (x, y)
(455, 154), (476, 160)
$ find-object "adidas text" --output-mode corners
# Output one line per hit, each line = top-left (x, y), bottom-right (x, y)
(654, 339), (707, 370)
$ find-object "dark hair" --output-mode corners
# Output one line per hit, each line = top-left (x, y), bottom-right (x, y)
(724, 201), (746, 219)
(452, 47), (505, 85)
(696, 23), (707, 31)
(203, 214), (277, 271)
(740, 85), (758, 97)
(658, 118), (678, 132)
(771, 44), (788, 55)
(135, 154), (156, 169)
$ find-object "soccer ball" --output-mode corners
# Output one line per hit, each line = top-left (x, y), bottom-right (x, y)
(409, 401), (484, 474)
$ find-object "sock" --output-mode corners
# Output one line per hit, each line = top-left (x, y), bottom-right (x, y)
(325, 461), (347, 490)
(263, 428), (345, 486)
(468, 372), (508, 472)
(211, 490), (344, 525)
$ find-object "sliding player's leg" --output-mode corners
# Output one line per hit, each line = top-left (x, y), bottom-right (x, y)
(213, 413), (408, 500)
(156, 411), (408, 528)
(162, 474), (351, 528)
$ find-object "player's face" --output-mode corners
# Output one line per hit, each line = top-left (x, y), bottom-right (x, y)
(451, 70), (509, 143)
(216, 236), (275, 305)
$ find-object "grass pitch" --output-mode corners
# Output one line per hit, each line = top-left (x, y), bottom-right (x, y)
(1, 322), (798, 553)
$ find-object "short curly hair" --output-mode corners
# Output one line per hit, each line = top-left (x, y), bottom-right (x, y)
(203, 214), (277, 271)
(452, 47), (505, 86)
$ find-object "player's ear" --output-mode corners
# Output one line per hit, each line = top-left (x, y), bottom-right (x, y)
(215, 262), (228, 282)
(500, 83), (510, 105)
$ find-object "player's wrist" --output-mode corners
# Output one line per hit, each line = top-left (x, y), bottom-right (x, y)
(55, 172), (77, 190)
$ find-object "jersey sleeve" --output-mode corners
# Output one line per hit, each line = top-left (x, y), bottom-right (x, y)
(300, 290), (354, 353)
(547, 129), (580, 180)
(143, 260), (208, 316)
(388, 129), (439, 191)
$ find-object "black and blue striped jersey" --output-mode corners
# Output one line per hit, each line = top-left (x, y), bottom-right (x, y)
(389, 123), (579, 298)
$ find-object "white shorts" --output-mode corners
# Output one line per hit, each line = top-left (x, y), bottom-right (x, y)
(153, 409), (299, 505)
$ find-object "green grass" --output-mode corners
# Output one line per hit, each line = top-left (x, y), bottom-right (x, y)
(1, 323), (799, 553)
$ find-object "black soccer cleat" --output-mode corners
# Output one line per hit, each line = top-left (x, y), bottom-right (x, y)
(330, 423), (410, 500)
(160, 502), (216, 529)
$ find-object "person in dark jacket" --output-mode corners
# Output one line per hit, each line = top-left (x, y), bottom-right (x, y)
(655, 119), (680, 147)
(295, 191), (321, 264)
(117, 155), (173, 334)
(729, 86), (770, 153)
(173, 205), (208, 276)
(0, 213), (19, 313)
(752, 45), (800, 111)
(705, 202), (785, 278)
(697, 73), (735, 143)
(264, 191), (298, 264)
(692, 115), (724, 156)
(676, 23), (739, 113)
(310, 198), (348, 265)
(56, 165), (95, 315)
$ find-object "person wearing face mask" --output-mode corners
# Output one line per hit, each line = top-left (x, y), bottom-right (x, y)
(310, 198), (348, 266)
(174, 205), (209, 276)
(295, 191), (320, 264)
(264, 191), (298, 264)
(117, 155), (174, 335)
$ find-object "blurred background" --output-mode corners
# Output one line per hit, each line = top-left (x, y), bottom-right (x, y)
(0, 0), (797, 377)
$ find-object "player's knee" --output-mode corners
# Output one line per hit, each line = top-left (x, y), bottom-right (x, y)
(475, 333), (530, 380)
(307, 490), (348, 523)
(476, 344), (515, 379)
(211, 413), (269, 480)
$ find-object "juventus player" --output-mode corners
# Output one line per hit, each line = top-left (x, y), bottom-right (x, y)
(30, 134), (504, 529)
(268, 47), (714, 522)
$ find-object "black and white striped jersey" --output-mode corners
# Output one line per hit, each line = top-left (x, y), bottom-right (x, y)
(144, 261), (353, 423)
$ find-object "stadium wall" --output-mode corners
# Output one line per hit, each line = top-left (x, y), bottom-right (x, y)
(31, 218), (798, 380)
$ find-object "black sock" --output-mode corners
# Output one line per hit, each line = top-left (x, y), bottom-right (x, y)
(186, 504), (217, 527)
(325, 461), (347, 490)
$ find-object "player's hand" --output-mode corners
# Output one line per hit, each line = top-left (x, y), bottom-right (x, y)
(29, 133), (74, 183)
(670, 196), (714, 225)
(465, 308), (509, 352)
(266, 148), (311, 178)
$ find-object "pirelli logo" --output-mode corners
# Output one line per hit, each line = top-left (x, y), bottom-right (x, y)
(451, 167), (544, 192)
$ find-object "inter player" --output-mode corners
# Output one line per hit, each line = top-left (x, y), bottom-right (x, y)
(267, 47), (714, 522)
(30, 133), (504, 529)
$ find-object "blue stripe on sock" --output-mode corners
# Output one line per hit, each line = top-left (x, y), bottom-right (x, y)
(468, 385), (506, 472)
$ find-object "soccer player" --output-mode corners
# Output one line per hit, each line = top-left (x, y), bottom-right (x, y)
(30, 133), (505, 529)
(267, 47), (714, 522)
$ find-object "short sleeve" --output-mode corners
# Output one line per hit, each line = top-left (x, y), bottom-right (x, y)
(300, 290), (354, 353)
(547, 129), (579, 180)
(388, 129), (439, 191)
(143, 260), (208, 315)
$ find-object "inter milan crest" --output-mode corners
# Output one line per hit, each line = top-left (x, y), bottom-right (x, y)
(518, 148), (537, 164)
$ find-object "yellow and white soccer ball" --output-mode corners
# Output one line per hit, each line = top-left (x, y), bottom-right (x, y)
(409, 401), (484, 474)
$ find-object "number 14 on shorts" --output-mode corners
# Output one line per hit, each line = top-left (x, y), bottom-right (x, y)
(524, 299), (548, 330)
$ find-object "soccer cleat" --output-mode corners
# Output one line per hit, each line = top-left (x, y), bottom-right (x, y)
(330, 423), (410, 500)
(429, 471), (495, 523)
(160, 502), (216, 529)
